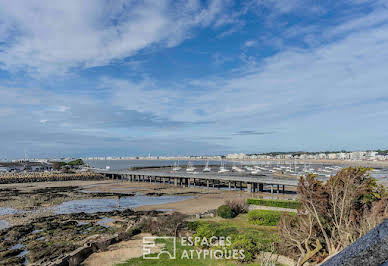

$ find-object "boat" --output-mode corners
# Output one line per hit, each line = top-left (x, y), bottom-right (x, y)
(172, 161), (181, 171)
(218, 161), (229, 173)
(105, 166), (110, 170)
(203, 161), (211, 172)
(232, 164), (244, 172)
(251, 169), (261, 175)
(186, 162), (195, 172)
(245, 166), (254, 171)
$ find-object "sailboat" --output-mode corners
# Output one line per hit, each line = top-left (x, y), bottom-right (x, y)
(105, 156), (110, 170)
(203, 161), (211, 172)
(218, 160), (229, 173)
(251, 168), (261, 175)
(232, 163), (244, 172)
(172, 161), (181, 171)
(186, 162), (195, 172)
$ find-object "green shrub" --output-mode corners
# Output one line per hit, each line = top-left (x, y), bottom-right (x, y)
(187, 220), (201, 231)
(67, 159), (84, 166)
(217, 205), (234, 218)
(229, 234), (259, 262)
(192, 224), (217, 247)
(247, 210), (285, 226)
(214, 224), (239, 237)
(247, 198), (301, 209)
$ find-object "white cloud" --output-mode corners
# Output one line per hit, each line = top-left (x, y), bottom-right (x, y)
(247, 0), (325, 18)
(103, 16), (388, 131)
(2, 13), (388, 155)
(244, 40), (257, 47)
(104, 12), (388, 147)
(0, 0), (230, 76)
(1, 1), (388, 156)
(325, 9), (388, 38)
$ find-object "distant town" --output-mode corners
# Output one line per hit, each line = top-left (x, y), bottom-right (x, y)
(1, 150), (387, 169)
(81, 150), (388, 161)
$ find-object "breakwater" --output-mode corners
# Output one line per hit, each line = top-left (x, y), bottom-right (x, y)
(0, 172), (104, 184)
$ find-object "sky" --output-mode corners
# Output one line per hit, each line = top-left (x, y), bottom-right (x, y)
(0, 0), (388, 159)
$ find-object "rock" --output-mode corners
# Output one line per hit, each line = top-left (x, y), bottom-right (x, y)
(322, 219), (388, 266)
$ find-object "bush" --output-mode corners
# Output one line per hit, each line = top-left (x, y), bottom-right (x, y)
(225, 199), (248, 216)
(187, 220), (201, 231)
(247, 198), (301, 209)
(67, 159), (85, 166)
(248, 210), (287, 226)
(229, 234), (259, 262)
(192, 223), (217, 247)
(217, 205), (234, 218)
(137, 212), (187, 235)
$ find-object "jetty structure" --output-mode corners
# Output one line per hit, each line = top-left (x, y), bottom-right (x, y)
(95, 169), (298, 193)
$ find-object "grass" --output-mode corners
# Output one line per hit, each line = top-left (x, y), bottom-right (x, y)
(200, 214), (278, 232)
(247, 198), (301, 209)
(118, 214), (281, 266)
(188, 214), (279, 255)
(117, 238), (245, 266)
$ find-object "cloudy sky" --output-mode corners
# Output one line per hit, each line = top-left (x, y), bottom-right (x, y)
(0, 0), (388, 158)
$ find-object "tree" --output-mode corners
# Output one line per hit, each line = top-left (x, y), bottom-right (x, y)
(67, 159), (84, 166)
(278, 167), (387, 265)
(52, 161), (66, 170)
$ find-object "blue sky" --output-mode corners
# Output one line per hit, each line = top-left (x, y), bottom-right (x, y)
(0, 0), (388, 158)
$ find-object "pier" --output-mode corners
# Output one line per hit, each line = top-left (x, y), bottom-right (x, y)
(96, 169), (298, 193)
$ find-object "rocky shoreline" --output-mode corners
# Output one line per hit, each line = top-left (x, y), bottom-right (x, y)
(0, 178), (275, 265)
(0, 179), (205, 265)
(0, 209), (162, 265)
(0, 172), (104, 184)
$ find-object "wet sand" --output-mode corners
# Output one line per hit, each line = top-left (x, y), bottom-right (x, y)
(79, 181), (297, 215)
(0, 179), (297, 228)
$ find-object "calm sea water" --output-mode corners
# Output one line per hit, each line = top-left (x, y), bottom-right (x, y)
(85, 159), (223, 170)
(54, 195), (194, 214)
(84, 159), (388, 180)
(84, 159), (314, 170)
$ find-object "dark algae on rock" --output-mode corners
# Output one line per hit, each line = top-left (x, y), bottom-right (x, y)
(0, 209), (159, 265)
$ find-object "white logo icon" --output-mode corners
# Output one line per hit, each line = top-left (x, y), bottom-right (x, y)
(143, 236), (176, 259)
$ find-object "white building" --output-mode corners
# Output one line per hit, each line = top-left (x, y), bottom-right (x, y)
(226, 153), (247, 159)
(364, 151), (377, 161)
(350, 151), (366, 161)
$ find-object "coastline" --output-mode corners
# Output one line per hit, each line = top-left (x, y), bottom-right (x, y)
(0, 171), (385, 264)
(87, 157), (388, 168)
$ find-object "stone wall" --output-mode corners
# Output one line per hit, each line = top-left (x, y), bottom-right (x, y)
(322, 219), (388, 266)
(0, 172), (104, 184)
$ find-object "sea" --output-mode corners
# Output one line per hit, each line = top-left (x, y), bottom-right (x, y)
(84, 159), (223, 170)
(84, 159), (388, 180)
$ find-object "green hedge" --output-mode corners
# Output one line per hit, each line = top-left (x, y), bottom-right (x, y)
(247, 198), (301, 209)
(247, 210), (285, 226)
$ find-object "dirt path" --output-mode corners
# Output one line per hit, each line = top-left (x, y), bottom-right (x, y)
(82, 233), (161, 266)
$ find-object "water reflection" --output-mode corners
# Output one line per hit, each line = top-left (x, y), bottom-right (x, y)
(54, 195), (194, 214)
